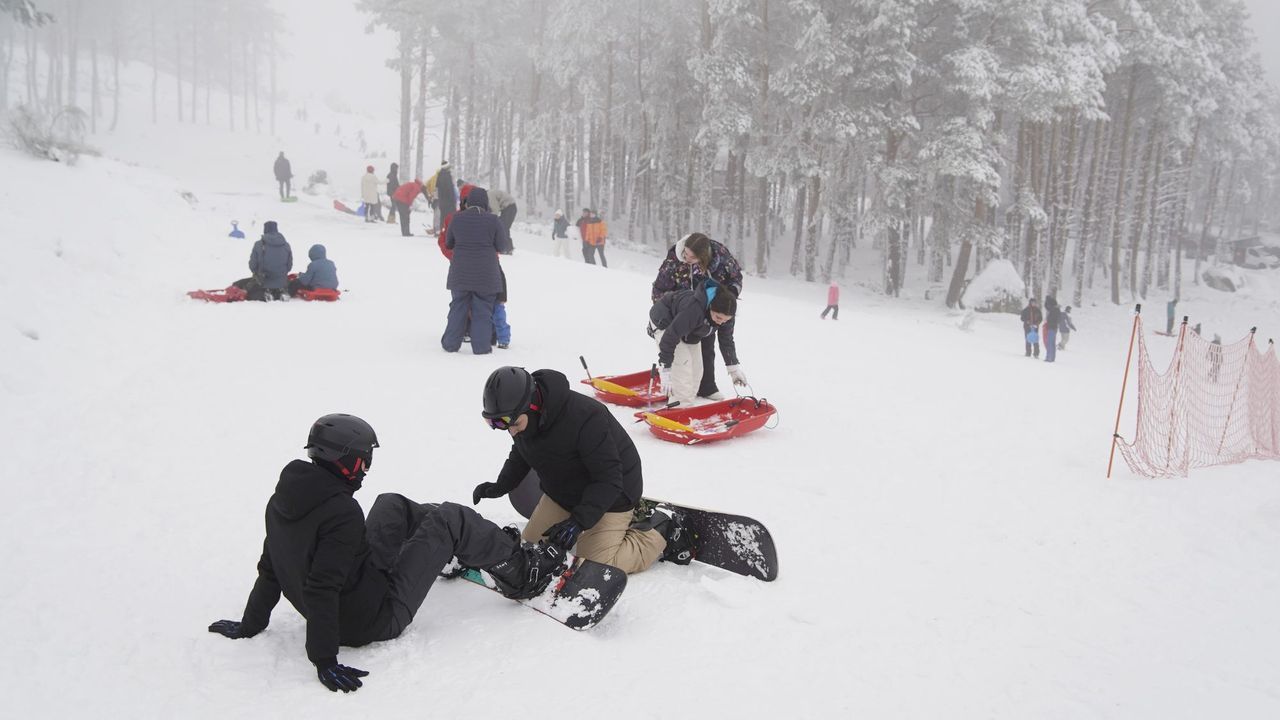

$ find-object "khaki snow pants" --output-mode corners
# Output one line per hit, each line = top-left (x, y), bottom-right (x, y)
(522, 495), (665, 574)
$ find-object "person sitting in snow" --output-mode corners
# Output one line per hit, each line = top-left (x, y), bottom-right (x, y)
(238, 221), (292, 301)
(207, 414), (568, 694)
(648, 279), (745, 405)
(471, 367), (693, 574)
(651, 232), (744, 399)
(288, 244), (339, 297)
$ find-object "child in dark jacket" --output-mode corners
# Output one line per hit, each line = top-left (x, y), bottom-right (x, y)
(289, 244), (339, 296)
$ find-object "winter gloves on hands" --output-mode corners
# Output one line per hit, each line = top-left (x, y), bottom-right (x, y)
(659, 366), (672, 393)
(207, 619), (253, 639)
(472, 482), (506, 505)
(542, 517), (583, 552)
(726, 365), (748, 387)
(316, 661), (369, 693)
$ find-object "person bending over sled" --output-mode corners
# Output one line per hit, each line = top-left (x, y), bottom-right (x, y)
(649, 280), (746, 405)
(287, 244), (339, 297)
(208, 414), (566, 694)
(471, 367), (694, 573)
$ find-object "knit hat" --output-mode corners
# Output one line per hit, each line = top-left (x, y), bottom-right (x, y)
(554, 209), (564, 218)
(264, 221), (278, 233)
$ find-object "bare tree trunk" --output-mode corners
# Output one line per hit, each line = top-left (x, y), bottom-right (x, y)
(790, 179), (807, 276)
(1140, 129), (1165, 298)
(89, 37), (97, 132)
(151, 5), (158, 123)
(1108, 69), (1139, 304)
(398, 33), (411, 174)
(1194, 161), (1223, 286)
(1172, 123), (1199, 299)
(1127, 122), (1157, 298)
(190, 8), (197, 123)
(803, 174), (822, 282)
(174, 15), (183, 122)
(1073, 120), (1107, 305)
(414, 29), (428, 180)
(226, 4), (234, 131)
(66, 0), (78, 109)
(3, 21), (16, 113)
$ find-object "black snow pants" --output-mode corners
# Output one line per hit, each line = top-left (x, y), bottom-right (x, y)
(363, 496), (517, 641)
(697, 332), (719, 397)
(395, 201), (412, 236)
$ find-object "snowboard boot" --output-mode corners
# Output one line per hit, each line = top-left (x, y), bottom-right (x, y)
(484, 529), (566, 600)
(635, 508), (695, 565)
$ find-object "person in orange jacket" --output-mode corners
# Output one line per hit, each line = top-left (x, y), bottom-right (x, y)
(391, 178), (427, 237)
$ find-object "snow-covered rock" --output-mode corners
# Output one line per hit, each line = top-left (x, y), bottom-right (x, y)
(1202, 264), (1245, 292)
(961, 258), (1026, 313)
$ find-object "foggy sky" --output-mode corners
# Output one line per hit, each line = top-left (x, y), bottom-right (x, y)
(1243, 0), (1280, 86)
(272, 0), (399, 116)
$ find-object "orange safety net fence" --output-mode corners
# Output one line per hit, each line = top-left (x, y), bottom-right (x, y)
(1114, 317), (1280, 478)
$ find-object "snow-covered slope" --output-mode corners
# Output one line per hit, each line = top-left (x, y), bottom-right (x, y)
(5, 104), (1280, 718)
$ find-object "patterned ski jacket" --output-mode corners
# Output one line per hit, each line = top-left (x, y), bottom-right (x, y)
(650, 237), (743, 302)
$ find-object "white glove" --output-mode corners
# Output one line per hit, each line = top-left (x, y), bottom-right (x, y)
(726, 365), (748, 387)
(659, 366), (672, 393)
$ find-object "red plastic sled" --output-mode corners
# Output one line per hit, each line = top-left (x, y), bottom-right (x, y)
(634, 396), (777, 445)
(579, 370), (668, 407)
(187, 286), (248, 303)
(333, 199), (358, 215)
(297, 288), (341, 302)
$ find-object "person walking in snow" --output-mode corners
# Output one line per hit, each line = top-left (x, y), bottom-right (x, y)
(577, 209), (609, 266)
(649, 279), (745, 405)
(273, 151), (293, 200)
(1043, 295), (1061, 363)
(360, 166), (382, 223)
(1020, 297), (1043, 358)
(1058, 306), (1077, 350)
(821, 281), (840, 320)
(441, 187), (511, 354)
(651, 232), (745, 399)
(551, 210), (572, 259)
(391, 177), (427, 237)
(385, 163), (401, 225)
(246, 220), (293, 300)
(288, 244), (339, 297)
(207, 414), (568, 694)
(471, 367), (692, 574)
(1166, 297), (1179, 335)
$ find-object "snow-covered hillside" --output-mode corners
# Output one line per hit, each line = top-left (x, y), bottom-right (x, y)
(5, 102), (1280, 719)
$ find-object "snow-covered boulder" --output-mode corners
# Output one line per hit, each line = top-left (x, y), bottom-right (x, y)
(962, 259), (1026, 313)
(1202, 265), (1244, 293)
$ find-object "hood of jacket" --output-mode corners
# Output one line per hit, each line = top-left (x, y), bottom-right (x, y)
(263, 231), (288, 247)
(309, 244), (327, 260)
(466, 187), (491, 213)
(530, 369), (572, 432)
(269, 459), (355, 521)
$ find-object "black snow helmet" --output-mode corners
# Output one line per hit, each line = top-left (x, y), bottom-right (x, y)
(482, 367), (535, 420)
(305, 414), (379, 466)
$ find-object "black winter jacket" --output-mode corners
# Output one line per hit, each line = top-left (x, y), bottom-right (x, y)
(437, 167), (456, 213)
(650, 282), (739, 368)
(1020, 305), (1043, 327)
(239, 460), (391, 665)
(493, 370), (642, 529)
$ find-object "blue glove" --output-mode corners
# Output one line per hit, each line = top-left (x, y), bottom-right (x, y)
(316, 661), (369, 693)
(542, 517), (583, 552)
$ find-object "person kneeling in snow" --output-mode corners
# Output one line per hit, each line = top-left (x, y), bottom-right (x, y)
(471, 367), (693, 573)
(232, 220), (292, 301)
(208, 414), (566, 694)
(649, 279), (746, 405)
(288, 244), (339, 297)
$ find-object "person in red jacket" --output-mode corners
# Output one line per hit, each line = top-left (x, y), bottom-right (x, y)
(437, 183), (477, 260)
(391, 178), (426, 237)
(821, 281), (839, 320)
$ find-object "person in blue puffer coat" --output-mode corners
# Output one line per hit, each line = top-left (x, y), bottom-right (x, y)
(247, 221), (293, 300)
(289, 244), (339, 296)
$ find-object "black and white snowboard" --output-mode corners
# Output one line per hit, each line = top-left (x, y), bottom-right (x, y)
(509, 470), (779, 582)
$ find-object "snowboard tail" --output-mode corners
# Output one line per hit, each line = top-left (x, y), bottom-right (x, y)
(454, 556), (626, 630)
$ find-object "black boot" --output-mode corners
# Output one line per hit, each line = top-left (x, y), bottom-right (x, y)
(642, 510), (696, 565)
(484, 528), (566, 600)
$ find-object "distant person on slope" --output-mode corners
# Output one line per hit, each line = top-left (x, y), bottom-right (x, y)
(651, 232), (745, 399)
(1058, 306), (1077, 350)
(385, 163), (401, 225)
(288, 244), (339, 297)
(821, 281), (840, 320)
(579, 209), (609, 267)
(207, 414), (567, 694)
(436, 162), (457, 220)
(1166, 297), (1179, 335)
(360, 166), (382, 223)
(244, 221), (293, 301)
(391, 177), (427, 237)
(442, 187), (511, 354)
(1043, 295), (1061, 363)
(274, 152), (293, 200)
(649, 279), (744, 405)
(551, 210), (572, 259)
(1020, 297), (1042, 358)
(471, 367), (691, 573)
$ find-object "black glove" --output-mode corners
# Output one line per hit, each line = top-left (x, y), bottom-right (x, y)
(542, 517), (583, 552)
(472, 482), (506, 505)
(207, 619), (250, 639)
(316, 661), (369, 693)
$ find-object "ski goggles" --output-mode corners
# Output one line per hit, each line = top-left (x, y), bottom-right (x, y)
(485, 414), (517, 430)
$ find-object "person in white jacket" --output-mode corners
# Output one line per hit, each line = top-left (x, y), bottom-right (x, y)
(360, 166), (382, 223)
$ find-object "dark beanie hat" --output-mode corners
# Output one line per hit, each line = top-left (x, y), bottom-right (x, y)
(709, 285), (737, 316)
(264, 221), (278, 233)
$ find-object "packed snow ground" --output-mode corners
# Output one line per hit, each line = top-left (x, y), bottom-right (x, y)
(5, 101), (1280, 719)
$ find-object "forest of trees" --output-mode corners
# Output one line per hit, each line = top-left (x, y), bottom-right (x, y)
(4, 0), (1278, 305)
(0, 0), (282, 137)
(359, 0), (1280, 305)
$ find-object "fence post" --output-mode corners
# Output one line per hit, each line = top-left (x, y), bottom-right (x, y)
(1108, 304), (1143, 479)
